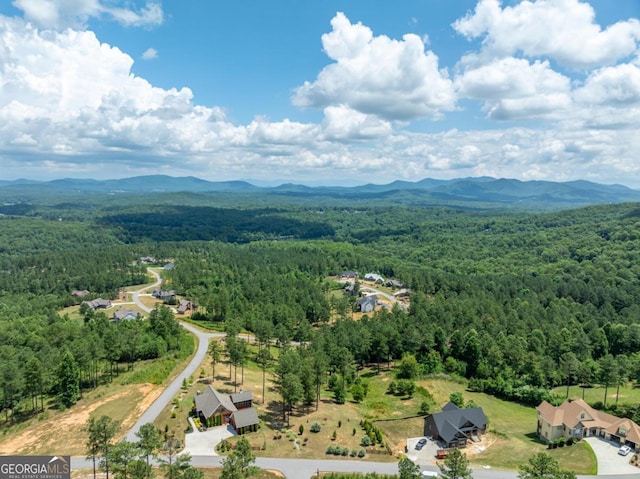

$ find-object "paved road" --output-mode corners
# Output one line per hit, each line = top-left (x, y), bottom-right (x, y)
(125, 269), (221, 442)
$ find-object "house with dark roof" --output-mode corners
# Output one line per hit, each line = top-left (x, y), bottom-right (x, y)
(82, 298), (112, 310)
(163, 262), (175, 271)
(71, 290), (90, 297)
(194, 386), (259, 434)
(537, 398), (640, 450)
(113, 308), (138, 323)
(340, 271), (359, 279)
(357, 295), (378, 313)
(423, 402), (488, 448)
(152, 288), (176, 301)
(177, 299), (194, 315)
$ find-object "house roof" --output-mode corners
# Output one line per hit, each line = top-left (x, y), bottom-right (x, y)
(232, 407), (259, 429)
(606, 417), (640, 445)
(195, 385), (237, 418)
(357, 295), (377, 306)
(231, 390), (253, 404)
(365, 273), (384, 282)
(114, 308), (137, 321)
(537, 398), (620, 430)
(177, 299), (192, 313)
(428, 403), (487, 444)
(83, 298), (111, 309)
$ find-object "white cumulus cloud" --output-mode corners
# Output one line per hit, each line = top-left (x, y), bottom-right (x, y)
(11, 0), (163, 29)
(453, 0), (640, 70)
(293, 12), (455, 122)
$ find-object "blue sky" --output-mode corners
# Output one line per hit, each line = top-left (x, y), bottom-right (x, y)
(0, 0), (639, 187)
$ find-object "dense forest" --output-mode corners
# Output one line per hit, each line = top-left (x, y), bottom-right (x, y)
(1, 193), (640, 424)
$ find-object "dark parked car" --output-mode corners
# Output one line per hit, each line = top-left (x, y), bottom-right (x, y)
(415, 438), (428, 450)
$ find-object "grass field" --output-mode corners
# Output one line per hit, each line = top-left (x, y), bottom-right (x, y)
(171, 349), (596, 473)
(552, 383), (640, 406)
(420, 379), (596, 473)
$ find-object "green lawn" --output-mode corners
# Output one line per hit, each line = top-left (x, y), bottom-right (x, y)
(423, 379), (597, 474)
(552, 383), (640, 406)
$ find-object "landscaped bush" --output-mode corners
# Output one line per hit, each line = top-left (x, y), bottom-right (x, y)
(566, 437), (574, 446)
(361, 436), (372, 447)
(310, 422), (321, 433)
(557, 437), (566, 447)
(326, 445), (336, 455)
(341, 447), (349, 456)
(358, 449), (366, 458)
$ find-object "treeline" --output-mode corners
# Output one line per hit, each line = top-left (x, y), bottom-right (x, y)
(100, 206), (335, 243)
(0, 306), (188, 421)
(3, 199), (640, 421)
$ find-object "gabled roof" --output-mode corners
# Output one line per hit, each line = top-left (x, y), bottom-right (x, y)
(607, 417), (640, 445)
(114, 308), (137, 321)
(357, 295), (377, 306)
(232, 407), (259, 429)
(195, 385), (237, 418)
(429, 403), (487, 444)
(365, 273), (384, 282)
(231, 390), (253, 404)
(83, 298), (111, 309)
(177, 299), (193, 313)
(537, 398), (619, 430)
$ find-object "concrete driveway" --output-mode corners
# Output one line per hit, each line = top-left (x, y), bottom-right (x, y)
(182, 424), (236, 456)
(405, 436), (440, 468)
(584, 437), (640, 475)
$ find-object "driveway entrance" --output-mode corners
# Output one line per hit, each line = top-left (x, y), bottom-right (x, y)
(584, 437), (640, 475)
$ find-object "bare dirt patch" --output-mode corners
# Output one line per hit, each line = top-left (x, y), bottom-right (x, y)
(0, 384), (161, 456)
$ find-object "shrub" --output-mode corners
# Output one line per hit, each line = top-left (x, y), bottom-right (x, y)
(299, 424), (304, 435)
(326, 445), (336, 455)
(341, 447), (349, 456)
(566, 437), (574, 446)
(358, 449), (366, 458)
(350, 449), (357, 457)
(361, 436), (372, 447)
(557, 437), (566, 447)
(332, 430), (337, 441)
(310, 422), (321, 433)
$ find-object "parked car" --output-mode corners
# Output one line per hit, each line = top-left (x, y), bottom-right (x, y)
(415, 437), (428, 450)
(619, 445), (632, 456)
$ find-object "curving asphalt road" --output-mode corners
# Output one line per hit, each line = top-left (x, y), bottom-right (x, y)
(125, 269), (221, 442)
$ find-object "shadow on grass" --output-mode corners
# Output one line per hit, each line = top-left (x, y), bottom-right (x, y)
(525, 432), (547, 445)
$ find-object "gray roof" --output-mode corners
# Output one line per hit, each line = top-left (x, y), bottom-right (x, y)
(428, 402), (487, 444)
(357, 295), (377, 306)
(231, 390), (253, 404)
(195, 386), (237, 418)
(232, 407), (259, 429)
(83, 298), (111, 310)
(114, 308), (137, 321)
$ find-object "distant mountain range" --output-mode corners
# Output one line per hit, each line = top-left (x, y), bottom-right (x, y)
(1, 175), (639, 209)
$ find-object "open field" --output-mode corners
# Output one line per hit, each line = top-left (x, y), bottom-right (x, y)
(167, 348), (595, 473)
(552, 383), (640, 406)
(421, 379), (597, 474)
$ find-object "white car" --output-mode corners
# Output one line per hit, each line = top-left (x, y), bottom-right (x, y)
(618, 445), (632, 456)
